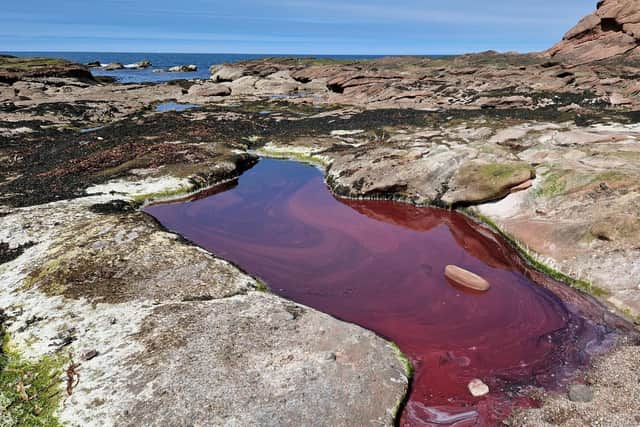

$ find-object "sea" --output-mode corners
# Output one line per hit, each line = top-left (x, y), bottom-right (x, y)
(3, 52), (384, 84)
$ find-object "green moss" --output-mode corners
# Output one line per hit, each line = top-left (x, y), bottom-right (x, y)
(533, 170), (567, 198)
(130, 185), (194, 206)
(389, 343), (413, 378)
(0, 333), (66, 426)
(253, 278), (270, 293)
(0, 57), (72, 70)
(463, 209), (608, 298)
(389, 342), (413, 422)
(256, 148), (330, 169)
(22, 259), (65, 294)
(477, 162), (533, 181)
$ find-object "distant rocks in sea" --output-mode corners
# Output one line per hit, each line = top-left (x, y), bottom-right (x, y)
(152, 64), (199, 73)
(88, 60), (153, 70)
(104, 62), (124, 70)
(168, 64), (198, 72)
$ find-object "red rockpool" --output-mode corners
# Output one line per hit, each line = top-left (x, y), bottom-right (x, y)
(145, 159), (614, 426)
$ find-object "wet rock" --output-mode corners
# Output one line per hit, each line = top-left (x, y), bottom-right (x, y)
(468, 379), (490, 397)
(568, 384), (594, 403)
(136, 60), (151, 69)
(105, 62), (125, 70)
(86, 61), (101, 68)
(168, 64), (197, 72)
(445, 265), (491, 292)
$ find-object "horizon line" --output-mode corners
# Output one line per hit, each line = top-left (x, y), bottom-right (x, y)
(2, 49), (536, 57)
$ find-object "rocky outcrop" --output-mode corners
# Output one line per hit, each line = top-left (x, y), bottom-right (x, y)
(0, 57), (94, 84)
(547, 0), (640, 65)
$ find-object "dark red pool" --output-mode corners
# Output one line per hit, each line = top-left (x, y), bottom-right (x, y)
(145, 159), (613, 426)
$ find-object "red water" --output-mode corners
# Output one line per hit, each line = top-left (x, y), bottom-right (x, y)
(145, 159), (612, 426)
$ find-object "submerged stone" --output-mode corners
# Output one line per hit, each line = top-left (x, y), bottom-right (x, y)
(468, 379), (490, 397)
(444, 265), (491, 292)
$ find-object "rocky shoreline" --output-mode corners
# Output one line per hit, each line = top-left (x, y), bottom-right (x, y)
(2, 1), (640, 425)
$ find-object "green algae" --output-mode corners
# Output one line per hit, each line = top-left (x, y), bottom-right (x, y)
(256, 148), (330, 169)
(0, 333), (66, 427)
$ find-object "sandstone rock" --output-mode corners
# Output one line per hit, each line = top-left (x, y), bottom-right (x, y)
(475, 95), (532, 109)
(0, 56), (95, 84)
(510, 179), (534, 193)
(441, 160), (534, 206)
(187, 82), (231, 97)
(444, 265), (491, 292)
(609, 92), (633, 105)
(547, 0), (640, 65)
(210, 65), (245, 82)
(468, 379), (490, 397)
(105, 62), (124, 70)
(0, 85), (16, 101)
(118, 293), (407, 426)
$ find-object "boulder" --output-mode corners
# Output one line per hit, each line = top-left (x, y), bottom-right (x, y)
(441, 160), (534, 206)
(105, 62), (124, 70)
(136, 59), (152, 69)
(187, 83), (231, 97)
(168, 64), (198, 72)
(86, 61), (101, 68)
(210, 65), (245, 82)
(547, 0), (640, 65)
(444, 265), (491, 292)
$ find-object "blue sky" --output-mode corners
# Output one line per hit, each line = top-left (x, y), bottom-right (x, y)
(2, 0), (594, 54)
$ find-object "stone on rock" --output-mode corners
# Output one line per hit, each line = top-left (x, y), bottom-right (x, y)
(568, 384), (593, 403)
(468, 379), (490, 397)
(445, 265), (490, 292)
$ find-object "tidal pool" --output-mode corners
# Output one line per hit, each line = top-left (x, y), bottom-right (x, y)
(145, 159), (617, 426)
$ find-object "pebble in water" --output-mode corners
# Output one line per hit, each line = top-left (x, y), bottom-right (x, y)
(445, 265), (491, 292)
(468, 379), (490, 397)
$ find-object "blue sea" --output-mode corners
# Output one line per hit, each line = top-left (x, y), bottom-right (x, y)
(3, 52), (384, 83)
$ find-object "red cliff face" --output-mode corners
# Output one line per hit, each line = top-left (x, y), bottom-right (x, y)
(547, 0), (640, 65)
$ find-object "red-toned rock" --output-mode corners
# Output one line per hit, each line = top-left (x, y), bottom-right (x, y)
(510, 179), (534, 193)
(547, 0), (640, 65)
(444, 265), (491, 292)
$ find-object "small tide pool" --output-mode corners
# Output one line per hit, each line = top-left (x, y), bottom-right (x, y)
(154, 102), (200, 112)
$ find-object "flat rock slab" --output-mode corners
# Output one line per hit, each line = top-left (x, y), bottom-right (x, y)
(118, 293), (408, 426)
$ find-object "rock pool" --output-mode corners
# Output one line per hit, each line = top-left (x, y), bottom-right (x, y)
(145, 159), (617, 426)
